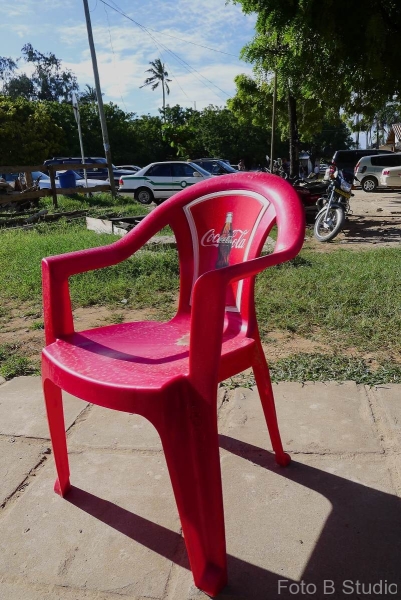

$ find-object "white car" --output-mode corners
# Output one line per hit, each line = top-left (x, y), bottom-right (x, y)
(380, 166), (401, 189)
(355, 153), (401, 192)
(116, 164), (141, 172)
(118, 161), (212, 204)
(36, 170), (107, 189)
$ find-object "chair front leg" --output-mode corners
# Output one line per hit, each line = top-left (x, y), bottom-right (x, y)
(43, 377), (71, 496)
(155, 382), (227, 597)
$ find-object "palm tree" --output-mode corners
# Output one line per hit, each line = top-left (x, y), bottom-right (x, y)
(140, 58), (171, 116)
(79, 84), (98, 103)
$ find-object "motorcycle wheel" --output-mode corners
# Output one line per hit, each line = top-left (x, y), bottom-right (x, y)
(314, 207), (345, 242)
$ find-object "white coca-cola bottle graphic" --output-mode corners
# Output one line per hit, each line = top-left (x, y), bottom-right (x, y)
(215, 212), (233, 269)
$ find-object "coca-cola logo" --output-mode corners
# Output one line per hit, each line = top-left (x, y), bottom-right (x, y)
(200, 228), (249, 249)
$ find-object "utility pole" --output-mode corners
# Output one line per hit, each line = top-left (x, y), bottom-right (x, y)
(270, 72), (277, 173)
(71, 91), (88, 189)
(82, 0), (116, 196)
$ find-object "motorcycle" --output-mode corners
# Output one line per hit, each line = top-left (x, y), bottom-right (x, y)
(292, 178), (329, 218)
(313, 171), (354, 242)
(268, 163), (330, 217)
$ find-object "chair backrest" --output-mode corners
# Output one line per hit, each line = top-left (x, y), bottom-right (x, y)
(161, 172), (304, 325)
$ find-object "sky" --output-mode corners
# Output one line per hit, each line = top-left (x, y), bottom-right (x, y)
(1, 0), (257, 117)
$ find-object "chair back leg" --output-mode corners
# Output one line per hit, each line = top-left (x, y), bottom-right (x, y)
(252, 343), (291, 467)
(43, 377), (71, 496)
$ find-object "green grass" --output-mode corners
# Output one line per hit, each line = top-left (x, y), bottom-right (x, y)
(0, 221), (179, 314)
(39, 192), (142, 214)
(269, 353), (401, 385)
(1, 212), (401, 383)
(0, 344), (39, 380)
(255, 249), (401, 354)
(0, 225), (400, 354)
(0, 193), (151, 232)
(222, 353), (401, 388)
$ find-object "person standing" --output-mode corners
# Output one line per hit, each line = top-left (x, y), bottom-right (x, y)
(281, 157), (289, 174)
(237, 158), (246, 171)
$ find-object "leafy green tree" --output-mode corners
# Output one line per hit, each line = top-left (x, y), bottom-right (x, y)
(302, 120), (355, 164)
(23, 43), (79, 102)
(161, 104), (271, 167)
(131, 114), (170, 164)
(232, 0), (401, 173)
(0, 57), (18, 92)
(229, 73), (355, 164)
(3, 74), (35, 100)
(4, 44), (79, 103)
(0, 96), (63, 164)
(140, 59), (171, 116)
(44, 100), (148, 165)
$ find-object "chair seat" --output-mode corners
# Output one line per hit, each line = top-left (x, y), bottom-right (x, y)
(43, 318), (254, 391)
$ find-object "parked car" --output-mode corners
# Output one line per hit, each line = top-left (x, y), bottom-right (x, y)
(115, 165), (141, 172)
(37, 170), (107, 189)
(331, 149), (394, 178)
(0, 173), (20, 187)
(191, 158), (238, 175)
(354, 153), (401, 192)
(118, 161), (212, 204)
(380, 166), (401, 189)
(43, 157), (133, 185)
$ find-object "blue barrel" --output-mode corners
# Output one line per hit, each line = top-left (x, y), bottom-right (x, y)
(58, 170), (76, 189)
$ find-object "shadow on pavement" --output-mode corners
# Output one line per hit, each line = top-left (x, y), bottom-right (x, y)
(66, 436), (401, 599)
(340, 215), (401, 245)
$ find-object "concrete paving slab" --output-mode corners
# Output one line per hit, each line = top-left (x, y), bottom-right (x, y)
(0, 580), (137, 600)
(68, 405), (162, 451)
(0, 376), (88, 439)
(68, 388), (225, 451)
(0, 451), (181, 598)
(166, 453), (401, 600)
(219, 381), (382, 454)
(370, 384), (401, 488)
(1, 377), (400, 600)
(370, 384), (401, 439)
(0, 437), (47, 506)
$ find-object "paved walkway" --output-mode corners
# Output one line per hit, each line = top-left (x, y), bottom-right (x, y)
(0, 377), (400, 599)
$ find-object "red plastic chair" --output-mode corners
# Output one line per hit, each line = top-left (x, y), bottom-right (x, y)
(42, 172), (304, 597)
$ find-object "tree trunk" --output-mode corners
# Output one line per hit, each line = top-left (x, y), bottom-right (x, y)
(288, 92), (299, 177)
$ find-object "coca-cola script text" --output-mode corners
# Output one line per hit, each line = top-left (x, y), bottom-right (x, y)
(201, 229), (249, 249)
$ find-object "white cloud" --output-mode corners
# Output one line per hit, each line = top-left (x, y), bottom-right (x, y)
(1, 0), (256, 115)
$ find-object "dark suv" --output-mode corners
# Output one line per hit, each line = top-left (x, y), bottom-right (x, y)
(332, 149), (394, 175)
(43, 157), (133, 185)
(191, 158), (238, 175)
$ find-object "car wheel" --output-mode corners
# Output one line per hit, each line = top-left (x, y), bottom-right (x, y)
(361, 176), (377, 192)
(135, 187), (154, 205)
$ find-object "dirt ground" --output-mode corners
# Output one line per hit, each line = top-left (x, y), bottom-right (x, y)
(2, 187), (401, 371)
(304, 187), (401, 251)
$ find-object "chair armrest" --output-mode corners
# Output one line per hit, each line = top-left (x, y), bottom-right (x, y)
(213, 247), (298, 285)
(188, 246), (302, 394)
(42, 210), (170, 344)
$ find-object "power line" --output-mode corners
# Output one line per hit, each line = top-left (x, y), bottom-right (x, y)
(164, 59), (194, 104)
(103, 2), (128, 111)
(97, 0), (233, 100)
(99, 0), (239, 58)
